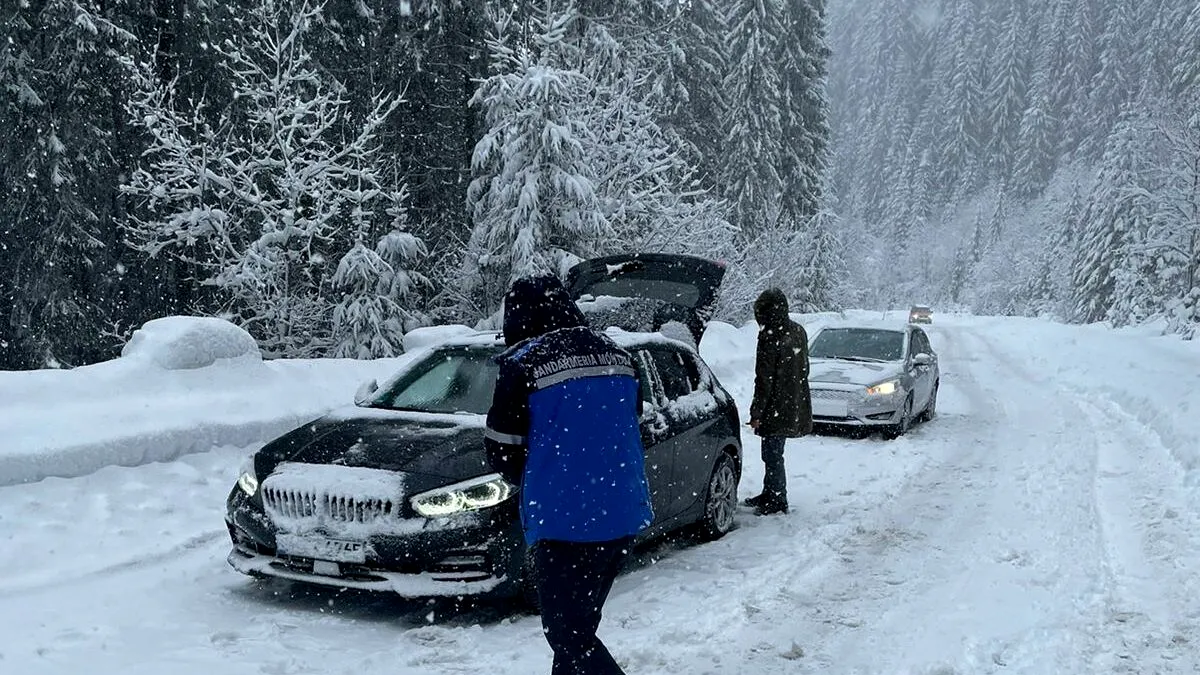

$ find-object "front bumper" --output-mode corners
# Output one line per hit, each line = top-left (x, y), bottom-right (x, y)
(224, 488), (525, 598)
(227, 544), (508, 596)
(810, 384), (905, 427)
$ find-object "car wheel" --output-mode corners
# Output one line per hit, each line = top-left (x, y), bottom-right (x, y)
(695, 452), (738, 541)
(920, 381), (939, 422)
(882, 395), (913, 440)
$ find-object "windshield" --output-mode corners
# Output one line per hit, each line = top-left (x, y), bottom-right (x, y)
(369, 347), (500, 415)
(810, 328), (906, 362)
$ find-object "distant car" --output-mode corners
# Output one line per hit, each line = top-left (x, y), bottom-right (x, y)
(225, 255), (741, 606)
(908, 305), (933, 324)
(806, 322), (939, 439)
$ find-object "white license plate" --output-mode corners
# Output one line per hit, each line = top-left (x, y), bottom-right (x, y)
(812, 400), (849, 418)
(276, 534), (367, 564)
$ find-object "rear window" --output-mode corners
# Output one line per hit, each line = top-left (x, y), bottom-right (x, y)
(584, 279), (701, 306)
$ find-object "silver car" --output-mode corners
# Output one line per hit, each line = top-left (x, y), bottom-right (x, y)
(807, 322), (939, 439)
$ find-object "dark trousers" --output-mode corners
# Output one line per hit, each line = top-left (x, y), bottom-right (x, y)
(531, 537), (633, 675)
(761, 435), (788, 506)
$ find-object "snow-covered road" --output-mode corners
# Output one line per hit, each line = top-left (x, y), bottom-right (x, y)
(2, 315), (1198, 674)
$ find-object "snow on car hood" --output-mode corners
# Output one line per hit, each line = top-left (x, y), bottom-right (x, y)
(809, 358), (904, 387)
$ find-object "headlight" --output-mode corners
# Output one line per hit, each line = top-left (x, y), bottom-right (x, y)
(237, 457), (259, 496)
(866, 380), (899, 396)
(411, 473), (513, 518)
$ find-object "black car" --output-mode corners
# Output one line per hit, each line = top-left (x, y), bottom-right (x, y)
(225, 256), (742, 604)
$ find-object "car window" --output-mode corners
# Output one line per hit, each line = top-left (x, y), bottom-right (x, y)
(913, 330), (931, 355)
(810, 328), (905, 362)
(633, 350), (658, 408)
(648, 348), (696, 401)
(372, 348), (499, 415)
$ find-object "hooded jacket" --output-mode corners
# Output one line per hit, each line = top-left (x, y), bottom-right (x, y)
(484, 275), (653, 545)
(750, 288), (813, 437)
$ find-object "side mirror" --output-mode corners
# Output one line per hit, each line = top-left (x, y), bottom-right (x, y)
(354, 378), (379, 406)
(913, 353), (934, 367)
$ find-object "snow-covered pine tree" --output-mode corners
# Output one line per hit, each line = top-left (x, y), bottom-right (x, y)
(1147, 95), (1200, 335)
(1081, 0), (1140, 160)
(0, 0), (140, 367)
(1013, 70), (1058, 199)
(458, 6), (610, 319)
(653, 0), (728, 188)
(936, 0), (985, 202)
(777, 0), (830, 224)
(124, 0), (420, 358)
(789, 210), (846, 313)
(330, 184), (428, 359)
(713, 212), (845, 322)
(568, 22), (733, 258)
(719, 0), (787, 238)
(985, 0), (1030, 177)
(1058, 0), (1102, 159)
(1172, 2), (1200, 96)
(1071, 107), (1153, 324)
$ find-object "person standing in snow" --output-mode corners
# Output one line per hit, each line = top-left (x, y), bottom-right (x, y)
(484, 274), (652, 675)
(744, 288), (812, 515)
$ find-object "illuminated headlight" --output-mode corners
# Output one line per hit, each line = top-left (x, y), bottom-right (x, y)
(237, 457), (259, 497)
(866, 380), (899, 396)
(411, 473), (514, 518)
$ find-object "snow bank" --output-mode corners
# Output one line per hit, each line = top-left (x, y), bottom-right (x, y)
(120, 316), (260, 370)
(0, 350), (413, 487)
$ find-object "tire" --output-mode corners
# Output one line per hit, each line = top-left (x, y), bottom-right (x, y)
(920, 381), (939, 423)
(695, 452), (739, 541)
(882, 395), (913, 440)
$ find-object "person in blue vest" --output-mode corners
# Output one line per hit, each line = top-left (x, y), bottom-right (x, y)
(485, 273), (653, 675)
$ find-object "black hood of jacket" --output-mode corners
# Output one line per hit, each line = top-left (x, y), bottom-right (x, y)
(501, 274), (587, 347)
(754, 288), (791, 327)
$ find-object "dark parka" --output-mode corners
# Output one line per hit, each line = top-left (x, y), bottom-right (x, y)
(749, 289), (813, 437)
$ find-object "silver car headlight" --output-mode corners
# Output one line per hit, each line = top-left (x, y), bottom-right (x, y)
(865, 380), (899, 396)
(411, 473), (514, 518)
(237, 456), (259, 497)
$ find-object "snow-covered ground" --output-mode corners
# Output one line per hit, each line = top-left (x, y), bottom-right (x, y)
(2, 313), (1199, 674)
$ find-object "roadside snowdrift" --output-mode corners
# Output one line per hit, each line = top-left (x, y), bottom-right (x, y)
(0, 317), (412, 486)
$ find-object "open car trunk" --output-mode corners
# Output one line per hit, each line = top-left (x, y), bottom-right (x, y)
(566, 254), (726, 344)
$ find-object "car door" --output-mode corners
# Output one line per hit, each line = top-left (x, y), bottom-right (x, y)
(908, 329), (936, 410)
(645, 347), (722, 520)
(632, 349), (676, 534)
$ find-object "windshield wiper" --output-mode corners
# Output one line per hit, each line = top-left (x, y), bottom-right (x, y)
(823, 354), (887, 363)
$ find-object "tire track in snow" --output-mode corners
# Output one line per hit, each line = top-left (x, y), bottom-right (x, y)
(0, 530), (227, 599)
(704, 324), (1006, 673)
(770, 324), (1128, 673)
(1073, 395), (1200, 673)
(596, 326), (989, 673)
(966, 325), (1200, 673)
